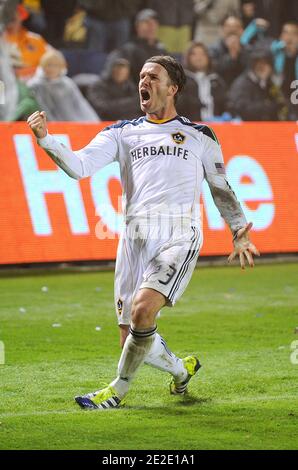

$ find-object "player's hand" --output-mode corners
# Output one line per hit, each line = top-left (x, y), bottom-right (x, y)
(228, 222), (260, 269)
(27, 111), (47, 139)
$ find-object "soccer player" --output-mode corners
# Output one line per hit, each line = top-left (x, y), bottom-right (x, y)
(27, 55), (259, 410)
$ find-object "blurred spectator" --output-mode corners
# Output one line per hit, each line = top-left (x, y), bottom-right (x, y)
(63, 7), (87, 48)
(107, 9), (167, 84)
(272, 22), (298, 120)
(22, 0), (46, 35)
(10, 78), (40, 121)
(78, 0), (141, 52)
(146, 0), (194, 54)
(40, 0), (77, 48)
(227, 49), (289, 120)
(9, 35), (40, 120)
(0, 0), (18, 30)
(0, 0), (18, 120)
(241, 17), (274, 48)
(240, 1), (256, 28)
(241, 1), (297, 42)
(86, 57), (139, 120)
(178, 41), (226, 121)
(253, 0), (284, 38)
(176, 75), (202, 121)
(210, 16), (249, 86)
(0, 35), (39, 122)
(27, 49), (99, 121)
(242, 19), (298, 102)
(272, 22), (298, 98)
(0, 35), (18, 120)
(194, 0), (240, 46)
(4, 4), (49, 80)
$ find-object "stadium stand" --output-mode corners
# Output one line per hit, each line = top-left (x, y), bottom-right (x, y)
(86, 57), (139, 121)
(227, 48), (289, 120)
(0, 0), (297, 121)
(60, 49), (107, 76)
(179, 41), (226, 121)
(27, 48), (99, 121)
(146, 0), (194, 55)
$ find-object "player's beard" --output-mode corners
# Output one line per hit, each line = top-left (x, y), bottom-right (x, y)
(140, 91), (167, 115)
(140, 93), (153, 113)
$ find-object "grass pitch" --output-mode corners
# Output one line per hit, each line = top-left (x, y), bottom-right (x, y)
(0, 263), (297, 450)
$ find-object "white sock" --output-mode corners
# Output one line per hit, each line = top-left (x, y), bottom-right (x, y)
(144, 333), (187, 383)
(110, 325), (157, 399)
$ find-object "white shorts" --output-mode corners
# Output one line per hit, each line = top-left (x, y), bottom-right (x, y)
(114, 223), (202, 325)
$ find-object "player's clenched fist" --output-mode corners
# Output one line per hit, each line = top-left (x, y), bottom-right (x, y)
(27, 111), (47, 139)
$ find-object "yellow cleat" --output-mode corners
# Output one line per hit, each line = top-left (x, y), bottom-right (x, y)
(169, 356), (201, 395)
(75, 385), (122, 410)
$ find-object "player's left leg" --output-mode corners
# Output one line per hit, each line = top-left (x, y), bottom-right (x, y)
(113, 228), (188, 382)
(141, 226), (202, 394)
(116, 226), (202, 393)
(75, 288), (165, 410)
(118, 312), (188, 384)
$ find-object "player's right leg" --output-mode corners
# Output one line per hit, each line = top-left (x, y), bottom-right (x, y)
(75, 231), (163, 410)
(75, 232), (137, 410)
(115, 226), (202, 395)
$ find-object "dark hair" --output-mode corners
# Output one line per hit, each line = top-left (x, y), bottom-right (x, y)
(184, 41), (213, 73)
(145, 55), (186, 103)
(249, 48), (273, 68)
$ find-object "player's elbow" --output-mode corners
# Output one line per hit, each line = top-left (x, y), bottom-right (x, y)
(64, 168), (83, 180)
(209, 182), (228, 200)
(72, 173), (83, 181)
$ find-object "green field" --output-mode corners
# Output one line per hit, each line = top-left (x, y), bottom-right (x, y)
(0, 263), (297, 450)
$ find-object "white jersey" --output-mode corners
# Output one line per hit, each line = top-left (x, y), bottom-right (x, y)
(38, 115), (246, 234)
(38, 115), (247, 323)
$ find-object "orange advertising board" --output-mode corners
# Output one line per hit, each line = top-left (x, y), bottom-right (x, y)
(0, 122), (297, 264)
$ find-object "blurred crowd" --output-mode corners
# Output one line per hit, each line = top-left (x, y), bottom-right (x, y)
(0, 0), (297, 122)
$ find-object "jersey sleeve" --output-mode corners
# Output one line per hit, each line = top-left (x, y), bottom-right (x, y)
(200, 132), (247, 233)
(37, 126), (119, 179)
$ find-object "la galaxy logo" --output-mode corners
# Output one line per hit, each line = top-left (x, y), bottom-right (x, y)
(117, 299), (123, 316)
(171, 132), (186, 145)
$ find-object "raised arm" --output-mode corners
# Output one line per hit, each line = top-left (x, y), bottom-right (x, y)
(27, 111), (118, 179)
(200, 131), (260, 268)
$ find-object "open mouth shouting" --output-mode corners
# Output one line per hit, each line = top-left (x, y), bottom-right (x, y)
(140, 88), (152, 108)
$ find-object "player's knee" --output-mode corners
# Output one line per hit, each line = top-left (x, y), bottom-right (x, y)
(131, 300), (154, 328)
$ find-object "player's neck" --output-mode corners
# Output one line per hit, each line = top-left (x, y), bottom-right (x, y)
(146, 105), (177, 122)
